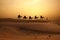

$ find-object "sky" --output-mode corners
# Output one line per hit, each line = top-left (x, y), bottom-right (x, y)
(0, 0), (60, 20)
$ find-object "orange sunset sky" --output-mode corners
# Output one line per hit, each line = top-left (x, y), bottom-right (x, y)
(0, 0), (60, 20)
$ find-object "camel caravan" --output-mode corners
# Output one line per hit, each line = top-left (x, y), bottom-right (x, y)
(17, 14), (48, 22)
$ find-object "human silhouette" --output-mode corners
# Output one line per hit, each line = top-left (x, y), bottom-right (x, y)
(18, 14), (22, 19)
(29, 16), (32, 19)
(40, 16), (44, 20)
(23, 16), (27, 19)
(34, 16), (38, 19)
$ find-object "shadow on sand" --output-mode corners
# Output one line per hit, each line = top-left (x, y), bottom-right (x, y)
(19, 26), (60, 35)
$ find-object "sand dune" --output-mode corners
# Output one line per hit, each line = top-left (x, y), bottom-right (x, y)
(0, 22), (60, 33)
(0, 19), (60, 40)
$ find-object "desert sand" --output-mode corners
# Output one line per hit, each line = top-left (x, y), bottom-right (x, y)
(0, 18), (60, 40)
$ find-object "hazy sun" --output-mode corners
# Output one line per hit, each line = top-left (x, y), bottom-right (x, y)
(0, 0), (59, 19)
(22, 0), (42, 16)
